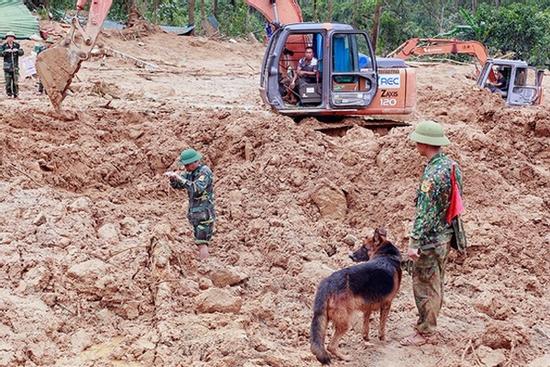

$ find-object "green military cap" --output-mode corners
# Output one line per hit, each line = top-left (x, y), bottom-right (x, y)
(4, 31), (16, 39)
(409, 120), (450, 146)
(179, 148), (202, 164)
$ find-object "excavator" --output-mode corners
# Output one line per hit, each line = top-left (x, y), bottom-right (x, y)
(245, 0), (416, 125)
(388, 38), (544, 106)
(36, 0), (112, 111)
(38, 0), (417, 125)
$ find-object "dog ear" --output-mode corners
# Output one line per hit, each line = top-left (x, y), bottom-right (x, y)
(374, 227), (387, 245)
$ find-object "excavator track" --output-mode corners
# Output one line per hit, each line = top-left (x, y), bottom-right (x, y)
(305, 117), (410, 137)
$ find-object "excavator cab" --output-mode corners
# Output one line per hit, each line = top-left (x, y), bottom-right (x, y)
(250, 1), (415, 120)
(262, 23), (410, 117)
(478, 59), (544, 106)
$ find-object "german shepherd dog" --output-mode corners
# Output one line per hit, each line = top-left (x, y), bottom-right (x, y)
(310, 228), (402, 365)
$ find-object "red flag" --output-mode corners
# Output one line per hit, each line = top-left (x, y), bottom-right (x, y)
(446, 165), (464, 224)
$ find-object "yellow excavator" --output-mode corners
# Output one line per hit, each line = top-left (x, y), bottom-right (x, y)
(36, 0), (112, 111)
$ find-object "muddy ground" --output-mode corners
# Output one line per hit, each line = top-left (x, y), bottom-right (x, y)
(0, 29), (549, 367)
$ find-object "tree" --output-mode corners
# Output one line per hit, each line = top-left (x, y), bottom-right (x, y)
(189, 0), (195, 29)
(212, 0), (218, 18)
(371, 0), (384, 52)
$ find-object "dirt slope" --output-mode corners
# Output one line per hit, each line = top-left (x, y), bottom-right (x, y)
(0, 30), (548, 367)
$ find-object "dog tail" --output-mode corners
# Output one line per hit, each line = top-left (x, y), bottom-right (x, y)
(310, 279), (331, 365)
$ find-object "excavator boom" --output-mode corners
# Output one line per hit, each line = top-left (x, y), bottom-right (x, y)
(245, 0), (303, 25)
(388, 38), (489, 65)
(36, 0), (113, 110)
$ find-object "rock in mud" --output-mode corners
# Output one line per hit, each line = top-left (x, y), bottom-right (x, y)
(476, 345), (506, 367)
(70, 329), (93, 354)
(68, 259), (111, 280)
(120, 216), (140, 236)
(310, 183), (347, 220)
(198, 277), (213, 290)
(32, 212), (47, 226)
(0, 341), (14, 367)
(301, 261), (334, 284)
(342, 233), (359, 246)
(208, 265), (249, 287)
(196, 288), (242, 313)
(527, 354), (550, 367)
(97, 223), (120, 242)
(67, 197), (92, 212)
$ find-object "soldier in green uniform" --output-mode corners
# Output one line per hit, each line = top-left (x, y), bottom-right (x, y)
(400, 120), (463, 346)
(165, 148), (215, 260)
(1, 32), (24, 98)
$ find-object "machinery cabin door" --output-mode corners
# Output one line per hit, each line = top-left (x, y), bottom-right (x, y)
(329, 31), (377, 108)
(507, 67), (543, 106)
(260, 27), (282, 106)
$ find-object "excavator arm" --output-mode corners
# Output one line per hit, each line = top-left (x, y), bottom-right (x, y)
(388, 38), (490, 65)
(388, 38), (495, 82)
(36, 0), (113, 110)
(245, 0), (303, 25)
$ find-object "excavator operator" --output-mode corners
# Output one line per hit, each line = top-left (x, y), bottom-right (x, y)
(290, 46), (319, 90)
(487, 68), (507, 96)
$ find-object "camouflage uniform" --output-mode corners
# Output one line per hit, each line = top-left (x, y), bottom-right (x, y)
(409, 152), (462, 335)
(170, 164), (216, 245)
(1, 42), (24, 97)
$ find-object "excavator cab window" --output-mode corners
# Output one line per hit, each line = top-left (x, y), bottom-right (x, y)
(330, 31), (377, 108)
(508, 66), (541, 105)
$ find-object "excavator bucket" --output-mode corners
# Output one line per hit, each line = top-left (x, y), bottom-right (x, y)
(36, 46), (83, 111)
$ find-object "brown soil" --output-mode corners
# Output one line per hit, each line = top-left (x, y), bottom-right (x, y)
(0, 30), (548, 367)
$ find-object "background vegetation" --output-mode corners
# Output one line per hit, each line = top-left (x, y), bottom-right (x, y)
(24, 0), (550, 66)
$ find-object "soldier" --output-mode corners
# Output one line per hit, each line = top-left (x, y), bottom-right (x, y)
(165, 149), (215, 260)
(400, 120), (463, 346)
(1, 32), (24, 98)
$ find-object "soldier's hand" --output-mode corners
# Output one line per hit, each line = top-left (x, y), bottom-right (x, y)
(165, 171), (189, 185)
(407, 247), (420, 261)
(164, 171), (181, 180)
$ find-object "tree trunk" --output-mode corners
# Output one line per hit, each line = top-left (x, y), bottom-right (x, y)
(313, 0), (317, 22)
(494, 0), (500, 7)
(126, 0), (142, 27)
(152, 0), (159, 24)
(352, 0), (360, 28)
(212, 0), (218, 18)
(370, 0), (383, 53)
(189, 0), (196, 31)
(200, 0), (206, 21)
(327, 0), (333, 22)
(471, 0), (477, 12)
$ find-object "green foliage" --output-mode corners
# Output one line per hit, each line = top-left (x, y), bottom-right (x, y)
(38, 0), (550, 65)
(471, 3), (550, 66)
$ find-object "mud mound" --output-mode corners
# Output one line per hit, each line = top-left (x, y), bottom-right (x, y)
(0, 35), (548, 367)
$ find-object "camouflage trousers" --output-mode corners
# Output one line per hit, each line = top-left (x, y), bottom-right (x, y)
(4, 71), (19, 97)
(188, 207), (215, 245)
(412, 242), (450, 335)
